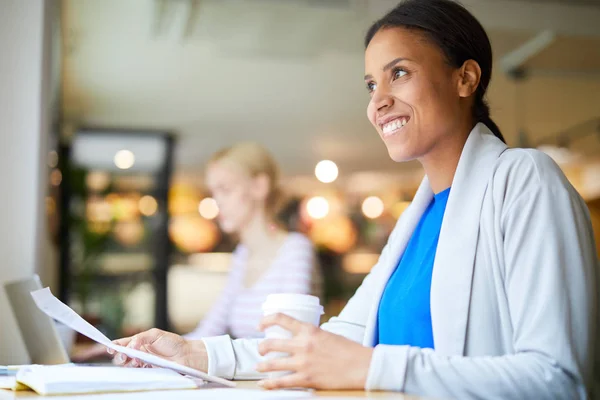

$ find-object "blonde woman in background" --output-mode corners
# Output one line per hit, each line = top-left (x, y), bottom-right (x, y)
(76, 142), (320, 361)
(184, 142), (321, 340)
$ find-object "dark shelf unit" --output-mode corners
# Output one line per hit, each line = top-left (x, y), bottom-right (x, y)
(58, 128), (175, 332)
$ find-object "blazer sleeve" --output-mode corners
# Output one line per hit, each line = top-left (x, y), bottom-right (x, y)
(365, 182), (598, 399)
(200, 222), (405, 379)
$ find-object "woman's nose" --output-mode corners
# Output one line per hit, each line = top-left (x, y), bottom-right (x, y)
(371, 88), (393, 112)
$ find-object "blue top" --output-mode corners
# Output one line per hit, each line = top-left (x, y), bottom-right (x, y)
(375, 187), (451, 348)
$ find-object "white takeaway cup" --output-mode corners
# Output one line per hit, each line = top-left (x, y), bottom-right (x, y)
(261, 294), (324, 379)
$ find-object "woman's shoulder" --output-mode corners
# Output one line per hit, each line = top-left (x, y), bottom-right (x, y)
(490, 147), (581, 208)
(273, 232), (315, 272)
(494, 147), (574, 190)
(283, 232), (314, 257)
(283, 232), (314, 251)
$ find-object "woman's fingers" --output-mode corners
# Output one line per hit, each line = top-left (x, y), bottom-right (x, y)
(127, 358), (142, 368)
(112, 352), (129, 366)
(259, 313), (306, 334)
(111, 337), (142, 366)
(258, 372), (311, 390)
(110, 329), (177, 368)
(108, 334), (136, 361)
(255, 356), (298, 373)
(112, 336), (133, 348)
(258, 338), (300, 357)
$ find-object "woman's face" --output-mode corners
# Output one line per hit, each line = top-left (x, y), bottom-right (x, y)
(365, 27), (467, 163)
(205, 161), (264, 234)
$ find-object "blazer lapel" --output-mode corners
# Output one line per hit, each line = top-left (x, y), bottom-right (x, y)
(430, 123), (508, 356)
(363, 177), (434, 346)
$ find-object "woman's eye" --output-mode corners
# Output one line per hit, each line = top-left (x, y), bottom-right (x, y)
(393, 68), (407, 80)
(366, 81), (376, 93)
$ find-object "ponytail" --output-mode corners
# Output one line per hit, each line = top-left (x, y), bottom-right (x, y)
(474, 93), (506, 144)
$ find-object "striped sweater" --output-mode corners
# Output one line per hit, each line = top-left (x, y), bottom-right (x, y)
(185, 232), (321, 340)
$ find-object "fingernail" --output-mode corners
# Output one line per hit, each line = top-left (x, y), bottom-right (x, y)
(131, 359), (139, 367)
(115, 354), (124, 363)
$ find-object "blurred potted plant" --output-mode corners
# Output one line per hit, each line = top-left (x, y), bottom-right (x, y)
(66, 165), (115, 340)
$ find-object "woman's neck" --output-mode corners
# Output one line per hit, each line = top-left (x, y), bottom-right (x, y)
(420, 122), (473, 194)
(239, 211), (286, 256)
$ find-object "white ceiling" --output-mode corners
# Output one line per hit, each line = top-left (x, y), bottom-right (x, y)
(505, 0), (600, 6)
(61, 0), (600, 178)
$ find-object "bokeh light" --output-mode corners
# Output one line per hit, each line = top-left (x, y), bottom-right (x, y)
(362, 196), (384, 219)
(138, 195), (158, 217)
(315, 160), (339, 183)
(306, 196), (329, 219)
(114, 150), (135, 170)
(198, 197), (219, 220)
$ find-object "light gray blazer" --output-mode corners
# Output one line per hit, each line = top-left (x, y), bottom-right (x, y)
(202, 123), (600, 399)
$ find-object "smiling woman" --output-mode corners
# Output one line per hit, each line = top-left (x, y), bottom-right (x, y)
(363, 3), (505, 193)
(109, 1), (599, 399)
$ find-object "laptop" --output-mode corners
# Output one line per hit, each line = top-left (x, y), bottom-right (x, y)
(3, 275), (70, 365)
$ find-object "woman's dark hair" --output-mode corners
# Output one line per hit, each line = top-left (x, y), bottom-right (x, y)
(365, 0), (506, 143)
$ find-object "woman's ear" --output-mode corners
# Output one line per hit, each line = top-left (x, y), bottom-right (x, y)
(457, 59), (481, 98)
(252, 173), (271, 202)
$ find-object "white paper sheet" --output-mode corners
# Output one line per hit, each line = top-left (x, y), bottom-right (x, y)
(30, 288), (235, 388)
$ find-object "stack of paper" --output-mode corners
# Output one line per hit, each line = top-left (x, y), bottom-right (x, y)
(13, 364), (197, 395)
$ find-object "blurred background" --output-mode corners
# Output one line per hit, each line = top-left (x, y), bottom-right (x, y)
(1, 0), (599, 361)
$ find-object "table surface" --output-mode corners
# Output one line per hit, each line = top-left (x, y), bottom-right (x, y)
(0, 380), (432, 399)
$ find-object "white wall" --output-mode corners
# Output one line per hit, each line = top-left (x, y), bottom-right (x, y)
(0, 0), (54, 364)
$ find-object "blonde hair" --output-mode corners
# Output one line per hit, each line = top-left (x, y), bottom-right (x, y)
(208, 142), (285, 219)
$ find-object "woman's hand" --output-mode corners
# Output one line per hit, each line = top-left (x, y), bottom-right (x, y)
(256, 313), (374, 390)
(107, 328), (209, 373)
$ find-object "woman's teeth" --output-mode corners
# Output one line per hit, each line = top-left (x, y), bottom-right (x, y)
(382, 117), (408, 136)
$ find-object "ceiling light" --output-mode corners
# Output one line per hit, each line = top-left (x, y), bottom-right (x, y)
(315, 160), (338, 183)
(114, 150), (135, 170)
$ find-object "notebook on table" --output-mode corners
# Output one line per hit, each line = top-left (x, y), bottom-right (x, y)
(9, 364), (198, 395)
